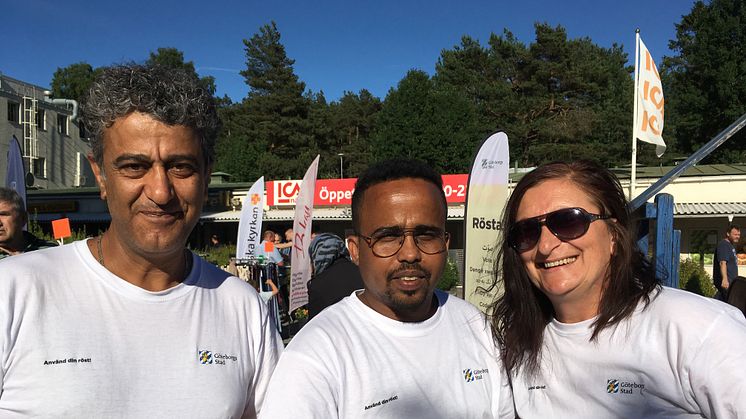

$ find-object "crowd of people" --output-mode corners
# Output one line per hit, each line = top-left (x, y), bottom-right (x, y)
(1, 63), (745, 418)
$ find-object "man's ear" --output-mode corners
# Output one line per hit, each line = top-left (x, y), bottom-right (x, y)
(87, 153), (107, 200)
(347, 235), (360, 266)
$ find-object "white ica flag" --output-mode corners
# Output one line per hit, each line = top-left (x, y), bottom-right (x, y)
(464, 132), (510, 313)
(635, 37), (666, 157)
(289, 155), (320, 312)
(236, 177), (264, 260)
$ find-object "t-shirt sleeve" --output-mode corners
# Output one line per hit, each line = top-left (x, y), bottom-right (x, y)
(244, 294), (284, 418)
(258, 291), (274, 304)
(686, 307), (746, 417)
(259, 350), (338, 418)
(716, 240), (731, 263)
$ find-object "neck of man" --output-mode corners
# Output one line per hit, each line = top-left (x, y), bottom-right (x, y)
(88, 233), (191, 292)
(0, 235), (27, 255)
(359, 290), (439, 323)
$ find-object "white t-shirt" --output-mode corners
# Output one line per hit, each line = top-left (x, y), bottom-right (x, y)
(0, 240), (283, 418)
(259, 289), (514, 419)
(512, 286), (746, 418)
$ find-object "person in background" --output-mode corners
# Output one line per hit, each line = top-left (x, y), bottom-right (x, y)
(306, 233), (364, 319)
(257, 230), (284, 265)
(276, 227), (294, 264)
(0, 187), (56, 259)
(491, 160), (746, 417)
(713, 224), (741, 300)
(0, 63), (282, 417)
(259, 279), (280, 304)
(260, 158), (513, 418)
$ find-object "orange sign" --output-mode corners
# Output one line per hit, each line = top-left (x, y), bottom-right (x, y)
(51, 218), (72, 239)
(264, 241), (275, 253)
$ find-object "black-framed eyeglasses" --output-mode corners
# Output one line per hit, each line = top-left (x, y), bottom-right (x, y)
(358, 228), (450, 258)
(507, 207), (610, 253)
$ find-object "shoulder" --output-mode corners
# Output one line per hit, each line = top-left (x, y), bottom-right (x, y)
(643, 287), (746, 332)
(193, 255), (261, 295)
(0, 243), (83, 306)
(717, 239), (732, 251)
(285, 297), (356, 350)
(0, 241), (75, 276)
(437, 290), (485, 318)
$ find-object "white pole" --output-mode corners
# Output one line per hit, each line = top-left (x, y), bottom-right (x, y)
(630, 29), (641, 200)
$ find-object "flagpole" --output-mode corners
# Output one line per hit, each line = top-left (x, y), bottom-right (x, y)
(630, 29), (640, 200)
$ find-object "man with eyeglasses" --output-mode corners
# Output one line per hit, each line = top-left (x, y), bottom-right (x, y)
(260, 159), (514, 418)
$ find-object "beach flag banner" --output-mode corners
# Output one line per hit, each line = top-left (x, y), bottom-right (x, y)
(236, 177), (264, 259)
(634, 36), (666, 157)
(6, 135), (27, 229)
(630, 31), (666, 198)
(463, 132), (510, 313)
(289, 155), (320, 312)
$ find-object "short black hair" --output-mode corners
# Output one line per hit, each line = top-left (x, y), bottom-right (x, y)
(728, 224), (740, 233)
(351, 158), (446, 233)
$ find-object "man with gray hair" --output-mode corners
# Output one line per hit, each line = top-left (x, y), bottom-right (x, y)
(0, 187), (55, 259)
(0, 64), (282, 417)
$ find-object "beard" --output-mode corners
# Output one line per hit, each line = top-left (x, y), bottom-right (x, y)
(383, 262), (434, 316)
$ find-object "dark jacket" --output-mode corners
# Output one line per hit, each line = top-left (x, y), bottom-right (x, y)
(307, 258), (364, 319)
(0, 231), (56, 260)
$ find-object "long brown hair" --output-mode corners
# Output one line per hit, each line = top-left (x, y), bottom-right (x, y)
(490, 160), (660, 377)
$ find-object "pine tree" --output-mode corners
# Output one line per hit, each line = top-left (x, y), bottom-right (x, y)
(662, 0), (746, 162)
(219, 21), (314, 181)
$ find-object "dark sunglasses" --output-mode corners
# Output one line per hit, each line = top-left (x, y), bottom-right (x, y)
(507, 207), (610, 252)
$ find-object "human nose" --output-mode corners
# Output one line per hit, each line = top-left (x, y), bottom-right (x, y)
(145, 165), (174, 205)
(536, 224), (561, 255)
(396, 232), (422, 262)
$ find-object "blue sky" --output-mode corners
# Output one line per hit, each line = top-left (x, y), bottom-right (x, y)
(3, 0), (695, 103)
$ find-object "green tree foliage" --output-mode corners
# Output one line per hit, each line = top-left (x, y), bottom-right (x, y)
(217, 21), (317, 181)
(434, 24), (634, 168)
(146, 47), (217, 96)
(326, 90), (382, 178)
(372, 70), (485, 173)
(662, 0), (746, 163)
(50, 62), (100, 102)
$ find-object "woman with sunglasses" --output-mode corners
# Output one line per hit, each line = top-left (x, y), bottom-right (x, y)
(490, 160), (746, 418)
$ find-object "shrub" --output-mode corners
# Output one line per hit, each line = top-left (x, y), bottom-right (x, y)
(199, 244), (236, 267)
(28, 217), (92, 243)
(437, 258), (460, 291)
(679, 258), (717, 297)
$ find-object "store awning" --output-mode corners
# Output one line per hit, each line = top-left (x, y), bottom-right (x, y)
(674, 202), (746, 218)
(201, 205), (467, 222)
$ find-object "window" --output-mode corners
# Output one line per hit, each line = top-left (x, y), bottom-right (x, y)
(78, 121), (87, 138)
(57, 114), (68, 135)
(35, 109), (46, 131)
(7, 101), (20, 123)
(32, 157), (46, 179)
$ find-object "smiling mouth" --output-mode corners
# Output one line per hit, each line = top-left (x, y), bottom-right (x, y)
(140, 211), (184, 220)
(389, 270), (429, 283)
(542, 257), (577, 269)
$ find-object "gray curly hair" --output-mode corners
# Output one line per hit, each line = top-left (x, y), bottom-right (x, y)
(82, 63), (221, 167)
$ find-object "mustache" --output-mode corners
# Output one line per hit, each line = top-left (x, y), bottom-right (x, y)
(386, 262), (431, 281)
